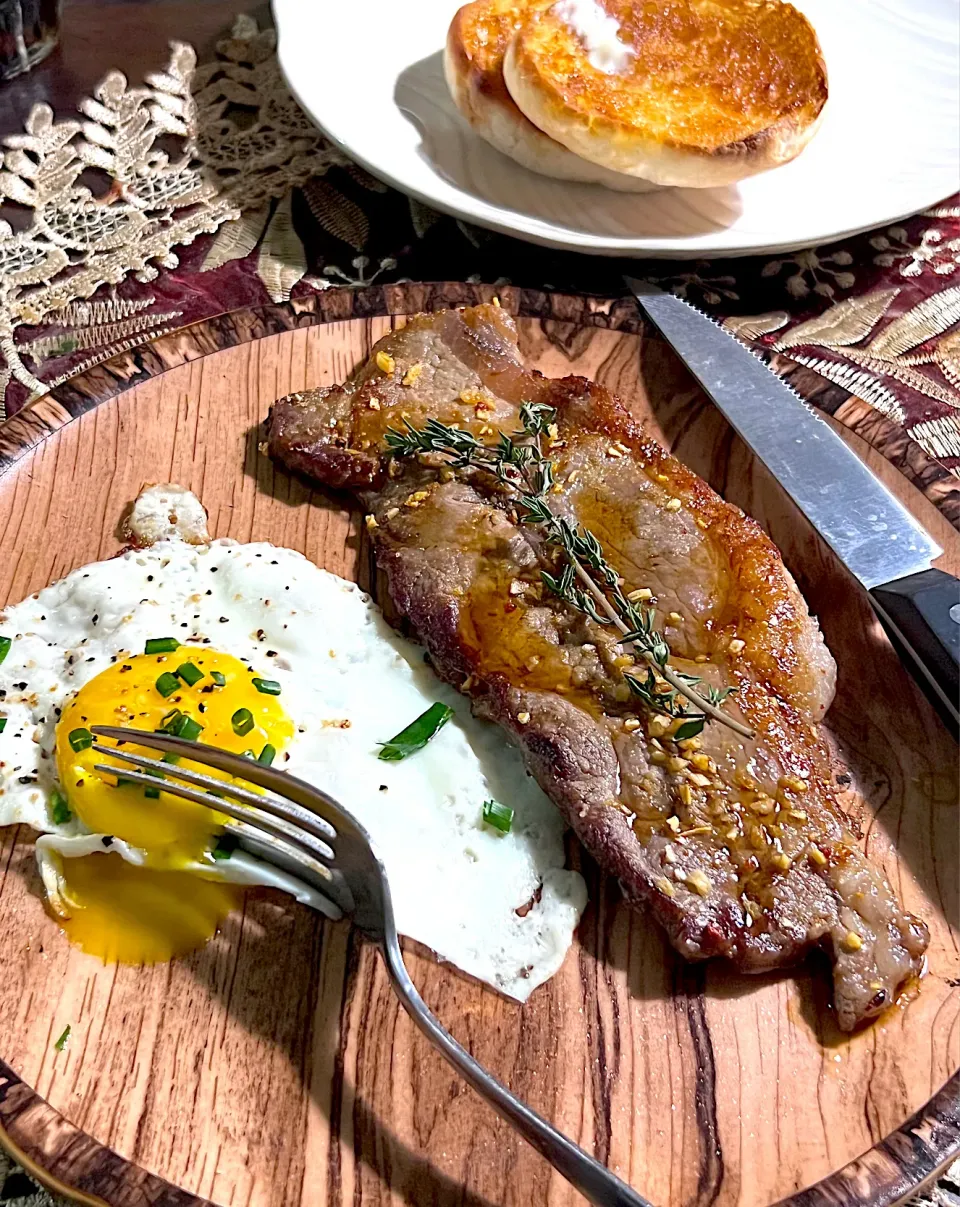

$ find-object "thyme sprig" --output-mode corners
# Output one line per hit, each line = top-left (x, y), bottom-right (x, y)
(385, 402), (753, 740)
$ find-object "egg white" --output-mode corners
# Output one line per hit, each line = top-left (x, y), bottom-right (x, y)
(0, 534), (586, 999)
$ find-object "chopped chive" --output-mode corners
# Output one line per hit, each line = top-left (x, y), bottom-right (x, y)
(161, 752), (180, 764)
(155, 671), (180, 698)
(68, 727), (93, 752)
(159, 710), (201, 740)
(242, 749), (255, 759)
(672, 717), (706, 742)
(251, 677), (281, 696)
(257, 743), (276, 766)
(54, 1024), (71, 1051)
(50, 788), (72, 825)
(144, 637), (179, 655)
(210, 671), (226, 686)
(176, 662), (204, 687)
(0, 718), (6, 734)
(141, 766), (164, 798)
(378, 702), (453, 762)
(482, 799), (514, 834)
(212, 831), (239, 860)
(174, 715), (203, 742)
(0, 636), (10, 665)
(159, 709), (182, 733)
(232, 708), (254, 737)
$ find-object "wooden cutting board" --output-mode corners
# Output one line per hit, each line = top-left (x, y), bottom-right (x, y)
(0, 283), (956, 1207)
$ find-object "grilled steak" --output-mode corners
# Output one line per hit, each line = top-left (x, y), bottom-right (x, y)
(268, 303), (928, 1030)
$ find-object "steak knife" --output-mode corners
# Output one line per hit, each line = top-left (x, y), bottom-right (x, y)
(624, 277), (960, 738)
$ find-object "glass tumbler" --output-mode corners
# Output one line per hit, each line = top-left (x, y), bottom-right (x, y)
(0, 0), (60, 82)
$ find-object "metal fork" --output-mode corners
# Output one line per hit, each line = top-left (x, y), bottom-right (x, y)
(90, 725), (652, 1207)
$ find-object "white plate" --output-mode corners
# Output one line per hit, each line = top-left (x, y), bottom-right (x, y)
(275, 0), (960, 259)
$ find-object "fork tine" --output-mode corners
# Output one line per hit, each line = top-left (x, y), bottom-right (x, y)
(92, 762), (335, 874)
(91, 725), (346, 836)
(92, 740), (336, 848)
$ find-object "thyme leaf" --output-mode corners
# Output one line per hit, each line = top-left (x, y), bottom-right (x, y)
(385, 408), (752, 738)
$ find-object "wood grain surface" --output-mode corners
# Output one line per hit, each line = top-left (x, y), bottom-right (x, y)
(0, 284), (956, 1207)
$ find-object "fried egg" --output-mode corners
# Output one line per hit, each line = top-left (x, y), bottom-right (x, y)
(0, 490), (586, 999)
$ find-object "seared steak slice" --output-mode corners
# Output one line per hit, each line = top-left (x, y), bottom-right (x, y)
(269, 304), (928, 1030)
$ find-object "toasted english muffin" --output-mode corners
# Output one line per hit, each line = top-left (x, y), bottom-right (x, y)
(503, 0), (828, 188)
(445, 0), (660, 192)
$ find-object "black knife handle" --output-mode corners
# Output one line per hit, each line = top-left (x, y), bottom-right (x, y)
(870, 568), (960, 739)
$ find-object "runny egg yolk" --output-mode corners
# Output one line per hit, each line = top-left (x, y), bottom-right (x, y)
(53, 648), (293, 963)
(52, 856), (245, 964)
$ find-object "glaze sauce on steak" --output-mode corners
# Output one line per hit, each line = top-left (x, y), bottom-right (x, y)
(268, 303), (928, 1029)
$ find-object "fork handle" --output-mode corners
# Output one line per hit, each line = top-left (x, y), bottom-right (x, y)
(379, 939), (652, 1207)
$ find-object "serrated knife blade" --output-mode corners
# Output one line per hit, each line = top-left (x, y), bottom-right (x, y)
(625, 276), (960, 735)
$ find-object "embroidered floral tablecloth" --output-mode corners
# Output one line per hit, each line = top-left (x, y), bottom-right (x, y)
(0, 12), (958, 1207)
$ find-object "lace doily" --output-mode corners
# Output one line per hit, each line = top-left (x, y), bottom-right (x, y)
(0, 15), (343, 411)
